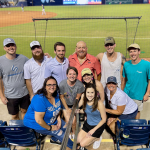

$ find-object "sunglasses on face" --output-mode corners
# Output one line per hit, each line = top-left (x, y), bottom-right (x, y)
(31, 45), (41, 50)
(105, 43), (114, 47)
(46, 84), (57, 87)
(107, 82), (117, 85)
(5, 43), (16, 47)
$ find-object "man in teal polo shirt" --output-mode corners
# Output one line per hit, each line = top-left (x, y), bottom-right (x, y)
(121, 43), (150, 119)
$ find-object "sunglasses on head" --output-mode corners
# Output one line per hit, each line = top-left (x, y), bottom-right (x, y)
(31, 45), (41, 50)
(105, 43), (114, 47)
(5, 43), (15, 47)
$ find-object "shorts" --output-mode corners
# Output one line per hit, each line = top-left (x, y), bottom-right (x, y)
(82, 120), (106, 138)
(7, 94), (30, 115)
(118, 108), (138, 120)
(133, 99), (143, 111)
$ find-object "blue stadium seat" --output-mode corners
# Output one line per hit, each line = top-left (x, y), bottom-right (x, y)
(115, 119), (150, 150)
(136, 149), (150, 150)
(0, 148), (11, 150)
(0, 120), (7, 146)
(0, 120), (44, 150)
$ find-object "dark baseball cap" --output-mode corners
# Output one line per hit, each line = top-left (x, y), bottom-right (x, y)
(3, 38), (16, 47)
(104, 37), (115, 45)
(106, 76), (117, 84)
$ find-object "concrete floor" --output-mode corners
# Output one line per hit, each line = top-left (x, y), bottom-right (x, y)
(0, 98), (150, 150)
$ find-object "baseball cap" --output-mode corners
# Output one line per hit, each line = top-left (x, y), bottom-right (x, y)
(106, 76), (117, 84)
(127, 43), (140, 51)
(104, 37), (115, 45)
(30, 41), (41, 49)
(81, 68), (92, 77)
(3, 38), (16, 47)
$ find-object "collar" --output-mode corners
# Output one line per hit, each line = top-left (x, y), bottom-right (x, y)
(54, 57), (66, 65)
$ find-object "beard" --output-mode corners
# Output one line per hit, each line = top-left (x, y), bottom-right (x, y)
(32, 51), (44, 61)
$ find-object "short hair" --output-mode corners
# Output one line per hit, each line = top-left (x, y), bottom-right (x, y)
(66, 66), (78, 76)
(54, 42), (65, 51)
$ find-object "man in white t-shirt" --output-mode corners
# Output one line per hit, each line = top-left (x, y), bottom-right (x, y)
(96, 37), (126, 88)
(24, 41), (52, 100)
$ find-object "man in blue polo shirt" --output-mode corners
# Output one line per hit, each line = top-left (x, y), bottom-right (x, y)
(44, 42), (69, 85)
(121, 43), (150, 119)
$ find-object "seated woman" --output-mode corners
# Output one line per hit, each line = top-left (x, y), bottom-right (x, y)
(77, 83), (106, 150)
(105, 76), (138, 135)
(23, 76), (73, 150)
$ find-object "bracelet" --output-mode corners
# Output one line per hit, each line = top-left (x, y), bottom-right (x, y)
(48, 125), (52, 131)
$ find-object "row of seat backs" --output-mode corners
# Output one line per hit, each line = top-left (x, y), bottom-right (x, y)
(116, 119), (150, 147)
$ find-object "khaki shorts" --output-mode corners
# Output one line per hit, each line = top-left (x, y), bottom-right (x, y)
(133, 99), (143, 111)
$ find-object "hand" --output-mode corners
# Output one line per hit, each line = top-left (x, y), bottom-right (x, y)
(44, 53), (51, 58)
(1, 96), (8, 105)
(30, 94), (34, 100)
(51, 125), (58, 131)
(143, 93), (149, 102)
(56, 117), (61, 130)
(75, 109), (80, 114)
(87, 129), (95, 138)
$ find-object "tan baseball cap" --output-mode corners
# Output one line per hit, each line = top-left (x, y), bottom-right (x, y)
(81, 68), (92, 77)
(104, 37), (115, 45)
(127, 43), (140, 51)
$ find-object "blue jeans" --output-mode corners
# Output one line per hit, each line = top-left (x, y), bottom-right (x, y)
(35, 119), (73, 149)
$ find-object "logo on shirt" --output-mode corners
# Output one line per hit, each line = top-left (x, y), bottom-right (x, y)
(137, 71), (142, 73)
(11, 65), (18, 72)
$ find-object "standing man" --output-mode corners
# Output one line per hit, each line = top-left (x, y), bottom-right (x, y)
(69, 41), (101, 81)
(24, 41), (52, 100)
(42, 5), (46, 15)
(96, 37), (126, 88)
(121, 43), (150, 119)
(44, 42), (69, 85)
(21, 4), (24, 12)
(0, 38), (30, 120)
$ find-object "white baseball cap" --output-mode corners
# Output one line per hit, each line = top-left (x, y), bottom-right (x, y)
(30, 41), (41, 49)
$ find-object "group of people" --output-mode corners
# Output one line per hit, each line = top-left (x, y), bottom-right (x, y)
(0, 37), (150, 150)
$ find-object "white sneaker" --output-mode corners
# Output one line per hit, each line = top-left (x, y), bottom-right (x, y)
(93, 136), (102, 149)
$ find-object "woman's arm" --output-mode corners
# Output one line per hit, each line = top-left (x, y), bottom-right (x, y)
(35, 111), (58, 131)
(78, 93), (84, 108)
(88, 101), (106, 136)
(95, 80), (104, 102)
(106, 105), (125, 115)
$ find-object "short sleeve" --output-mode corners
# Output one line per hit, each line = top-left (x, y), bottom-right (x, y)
(122, 65), (126, 78)
(59, 81), (65, 95)
(31, 95), (47, 112)
(77, 82), (85, 94)
(44, 63), (52, 79)
(147, 62), (150, 79)
(24, 63), (31, 79)
(0, 65), (2, 77)
(94, 58), (101, 75)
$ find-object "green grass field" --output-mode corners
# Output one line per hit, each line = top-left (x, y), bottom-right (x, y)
(0, 4), (150, 58)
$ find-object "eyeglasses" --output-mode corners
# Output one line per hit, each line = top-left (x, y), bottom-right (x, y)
(5, 43), (16, 47)
(46, 84), (57, 87)
(105, 43), (114, 47)
(31, 45), (41, 50)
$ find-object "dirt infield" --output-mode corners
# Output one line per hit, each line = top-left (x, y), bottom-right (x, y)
(0, 11), (57, 27)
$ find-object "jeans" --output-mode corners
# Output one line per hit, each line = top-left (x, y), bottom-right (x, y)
(35, 119), (73, 149)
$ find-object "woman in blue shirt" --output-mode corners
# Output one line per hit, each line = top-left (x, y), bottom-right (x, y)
(77, 83), (106, 150)
(23, 76), (73, 149)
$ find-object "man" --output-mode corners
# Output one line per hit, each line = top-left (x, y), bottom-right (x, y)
(24, 41), (52, 100)
(121, 43), (150, 119)
(69, 41), (101, 81)
(42, 5), (46, 15)
(59, 67), (84, 139)
(44, 42), (69, 85)
(96, 37), (126, 88)
(0, 38), (30, 120)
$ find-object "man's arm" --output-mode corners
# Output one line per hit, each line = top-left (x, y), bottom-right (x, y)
(120, 54), (126, 83)
(25, 79), (34, 100)
(143, 80), (150, 102)
(121, 77), (127, 91)
(0, 77), (8, 105)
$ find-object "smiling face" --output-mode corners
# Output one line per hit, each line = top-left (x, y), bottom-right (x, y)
(104, 43), (116, 55)
(45, 79), (57, 95)
(106, 82), (117, 93)
(31, 45), (44, 60)
(67, 69), (77, 82)
(54, 45), (65, 60)
(86, 87), (95, 102)
(129, 48), (140, 61)
(75, 41), (87, 59)
(4, 43), (17, 55)
(82, 74), (93, 83)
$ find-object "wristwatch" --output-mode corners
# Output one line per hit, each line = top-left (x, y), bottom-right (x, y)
(48, 125), (52, 131)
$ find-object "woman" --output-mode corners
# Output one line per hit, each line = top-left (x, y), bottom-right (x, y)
(23, 76), (73, 150)
(105, 76), (138, 134)
(77, 83), (106, 150)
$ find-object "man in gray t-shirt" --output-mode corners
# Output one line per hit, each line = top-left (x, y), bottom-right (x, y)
(0, 38), (30, 120)
(59, 66), (84, 137)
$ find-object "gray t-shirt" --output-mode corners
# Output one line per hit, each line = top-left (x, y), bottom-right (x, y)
(59, 79), (85, 105)
(0, 54), (29, 98)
